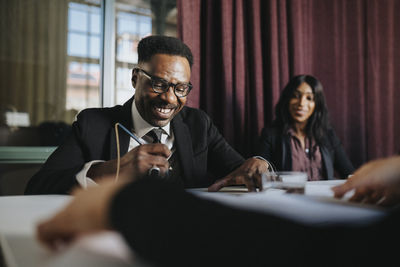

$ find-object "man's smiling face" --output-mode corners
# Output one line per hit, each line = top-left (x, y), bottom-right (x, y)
(132, 54), (191, 127)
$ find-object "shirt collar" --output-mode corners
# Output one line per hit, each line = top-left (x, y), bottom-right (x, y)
(131, 100), (170, 138)
(286, 127), (317, 147)
(286, 127), (296, 136)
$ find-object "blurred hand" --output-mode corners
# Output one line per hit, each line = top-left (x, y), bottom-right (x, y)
(332, 156), (400, 206)
(88, 144), (171, 182)
(208, 158), (269, 192)
(37, 180), (124, 250)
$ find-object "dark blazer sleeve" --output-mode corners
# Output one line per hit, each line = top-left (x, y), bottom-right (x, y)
(257, 127), (275, 161)
(110, 179), (397, 267)
(25, 98), (134, 195)
(175, 108), (245, 186)
(24, 117), (88, 194)
(203, 111), (245, 177)
(24, 107), (122, 195)
(256, 127), (286, 171)
(325, 129), (355, 178)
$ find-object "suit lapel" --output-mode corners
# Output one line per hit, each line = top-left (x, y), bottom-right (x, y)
(320, 146), (333, 180)
(171, 113), (194, 181)
(109, 98), (134, 159)
(282, 135), (291, 170)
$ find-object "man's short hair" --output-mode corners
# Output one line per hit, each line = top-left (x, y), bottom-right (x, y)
(137, 35), (193, 68)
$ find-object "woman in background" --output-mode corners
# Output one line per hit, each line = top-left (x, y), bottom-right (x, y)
(257, 75), (354, 180)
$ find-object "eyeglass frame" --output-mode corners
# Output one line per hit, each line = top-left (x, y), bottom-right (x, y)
(135, 68), (193, 98)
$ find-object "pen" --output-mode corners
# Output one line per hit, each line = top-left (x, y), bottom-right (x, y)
(116, 122), (172, 175)
(116, 123), (144, 145)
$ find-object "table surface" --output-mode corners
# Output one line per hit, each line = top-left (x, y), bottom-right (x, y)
(188, 180), (386, 225)
(0, 180), (388, 267)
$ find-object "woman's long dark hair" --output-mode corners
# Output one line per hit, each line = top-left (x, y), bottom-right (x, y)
(273, 75), (330, 144)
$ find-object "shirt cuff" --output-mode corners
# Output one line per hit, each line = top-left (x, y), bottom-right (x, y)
(76, 160), (104, 188)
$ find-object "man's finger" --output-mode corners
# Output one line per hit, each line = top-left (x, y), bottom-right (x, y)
(245, 176), (256, 192)
(253, 173), (262, 190)
(145, 154), (170, 168)
(208, 176), (234, 192)
(143, 143), (171, 157)
(208, 179), (226, 192)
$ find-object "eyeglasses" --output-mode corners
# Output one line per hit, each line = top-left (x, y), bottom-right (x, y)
(136, 68), (193, 98)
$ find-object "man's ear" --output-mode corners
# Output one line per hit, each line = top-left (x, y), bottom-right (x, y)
(131, 68), (138, 88)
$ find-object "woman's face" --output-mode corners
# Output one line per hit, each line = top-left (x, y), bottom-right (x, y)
(288, 82), (316, 125)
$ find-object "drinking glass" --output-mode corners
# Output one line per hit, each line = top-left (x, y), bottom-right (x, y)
(262, 171), (307, 194)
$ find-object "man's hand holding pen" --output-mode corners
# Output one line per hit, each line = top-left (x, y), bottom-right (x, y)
(87, 144), (171, 182)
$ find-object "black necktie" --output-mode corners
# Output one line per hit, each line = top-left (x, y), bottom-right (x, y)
(147, 128), (163, 143)
(147, 128), (182, 185)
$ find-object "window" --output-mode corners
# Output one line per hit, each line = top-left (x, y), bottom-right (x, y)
(0, 0), (177, 196)
(114, 0), (177, 105)
(67, 1), (102, 111)
(0, 0), (176, 148)
(115, 4), (152, 104)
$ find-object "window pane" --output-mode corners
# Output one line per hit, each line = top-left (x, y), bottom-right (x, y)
(69, 9), (88, 32)
(139, 17), (152, 36)
(117, 38), (138, 63)
(118, 13), (138, 35)
(116, 67), (133, 89)
(68, 33), (88, 57)
(90, 13), (101, 34)
(89, 36), (100, 58)
(116, 67), (134, 105)
(66, 62), (100, 111)
(88, 64), (101, 86)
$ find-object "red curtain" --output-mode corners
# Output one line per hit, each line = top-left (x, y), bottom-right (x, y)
(177, 0), (400, 167)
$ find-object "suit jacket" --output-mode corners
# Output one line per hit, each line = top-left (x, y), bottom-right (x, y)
(110, 178), (398, 267)
(25, 97), (244, 194)
(257, 126), (354, 179)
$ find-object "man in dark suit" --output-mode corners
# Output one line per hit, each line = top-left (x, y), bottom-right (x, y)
(25, 35), (268, 194)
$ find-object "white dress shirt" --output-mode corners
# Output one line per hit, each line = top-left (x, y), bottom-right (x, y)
(76, 100), (175, 188)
